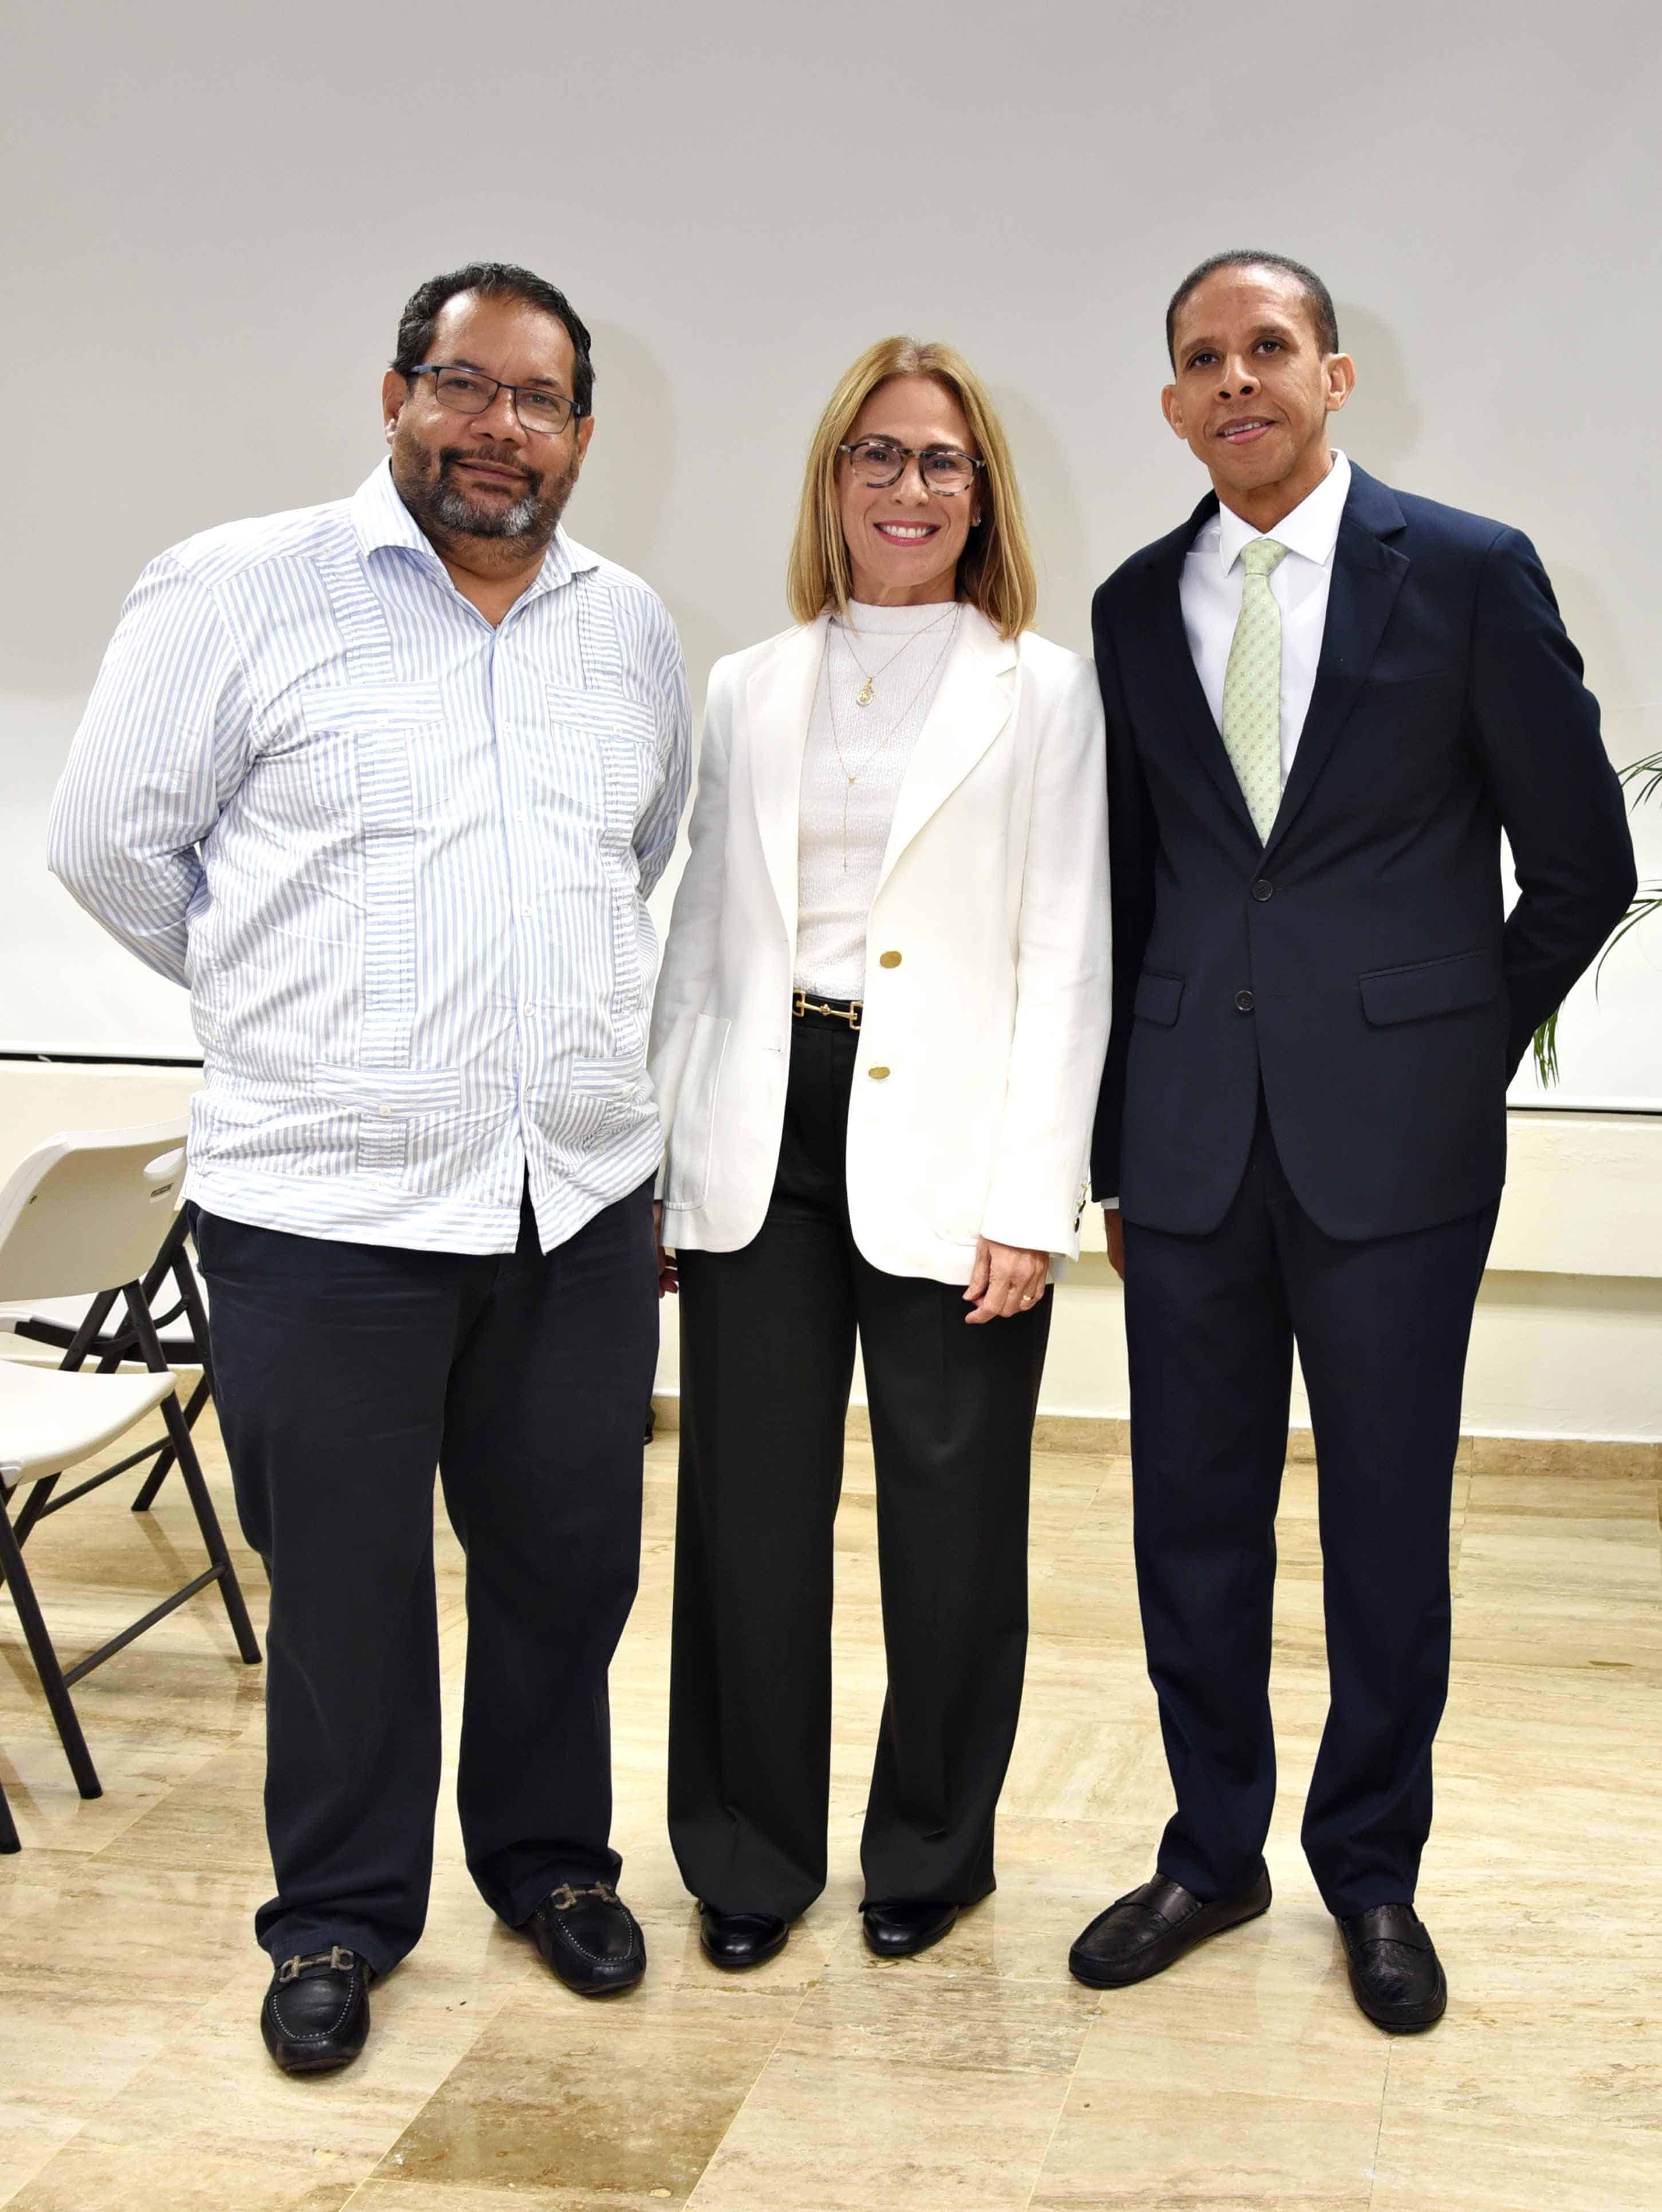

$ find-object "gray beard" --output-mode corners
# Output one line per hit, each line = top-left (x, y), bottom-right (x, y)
(431, 480), (545, 538)
(392, 436), (580, 554)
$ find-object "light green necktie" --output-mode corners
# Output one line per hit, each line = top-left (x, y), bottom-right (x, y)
(1221, 536), (1290, 841)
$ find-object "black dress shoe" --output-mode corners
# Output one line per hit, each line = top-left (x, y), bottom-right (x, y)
(1338, 1904), (1447, 2031)
(261, 1946), (374, 2073)
(698, 1904), (789, 1971)
(861, 1900), (959, 1958)
(528, 1881), (646, 1996)
(1069, 1864), (1271, 1989)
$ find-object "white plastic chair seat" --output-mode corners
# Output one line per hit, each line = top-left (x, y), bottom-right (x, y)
(0, 1295), (107, 1332)
(0, 1291), (206, 1371)
(0, 1362), (177, 1489)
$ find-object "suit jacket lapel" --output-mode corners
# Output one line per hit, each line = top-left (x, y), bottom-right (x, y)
(744, 614), (828, 946)
(1145, 501), (1262, 842)
(1264, 466), (1409, 860)
(876, 608), (1017, 895)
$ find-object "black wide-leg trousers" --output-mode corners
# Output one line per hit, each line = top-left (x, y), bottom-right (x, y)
(1122, 1103), (1496, 1921)
(193, 1183), (658, 1974)
(669, 1019), (1052, 1922)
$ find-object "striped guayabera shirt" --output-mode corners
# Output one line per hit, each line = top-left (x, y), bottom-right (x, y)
(49, 461), (692, 1254)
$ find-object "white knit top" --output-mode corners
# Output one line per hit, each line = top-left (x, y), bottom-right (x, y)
(794, 599), (960, 998)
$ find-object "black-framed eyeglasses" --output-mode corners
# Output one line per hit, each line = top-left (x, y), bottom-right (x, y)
(405, 363), (588, 437)
(838, 438), (985, 495)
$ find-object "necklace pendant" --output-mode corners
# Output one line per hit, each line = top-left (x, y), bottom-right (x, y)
(855, 681), (874, 707)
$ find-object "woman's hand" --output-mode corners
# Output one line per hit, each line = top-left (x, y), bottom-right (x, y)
(654, 1201), (679, 1299)
(963, 1238), (1048, 1324)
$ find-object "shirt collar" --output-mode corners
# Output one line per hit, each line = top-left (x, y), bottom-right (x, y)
(1215, 449), (1351, 576)
(349, 458), (596, 597)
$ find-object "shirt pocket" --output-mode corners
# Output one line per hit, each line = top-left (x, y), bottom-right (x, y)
(243, 683), (446, 915)
(543, 681), (662, 850)
(312, 1061), (465, 1177)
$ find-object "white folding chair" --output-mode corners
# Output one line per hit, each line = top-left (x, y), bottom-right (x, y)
(1, 1183), (217, 1529)
(0, 1122), (261, 1809)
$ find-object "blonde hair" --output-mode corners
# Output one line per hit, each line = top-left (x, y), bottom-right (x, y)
(785, 337), (1038, 640)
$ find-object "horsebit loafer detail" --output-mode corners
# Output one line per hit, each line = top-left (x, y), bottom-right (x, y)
(1338, 1903), (1447, 2031)
(861, 1900), (960, 1958)
(528, 1881), (646, 1996)
(698, 1904), (790, 1971)
(1068, 1865), (1272, 1988)
(261, 1946), (375, 2073)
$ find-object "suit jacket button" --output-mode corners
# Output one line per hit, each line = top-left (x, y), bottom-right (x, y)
(869, 1065), (891, 1080)
(1235, 989), (1255, 1013)
(1251, 879), (1274, 902)
(878, 950), (902, 968)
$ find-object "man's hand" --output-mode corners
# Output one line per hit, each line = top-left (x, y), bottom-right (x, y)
(1103, 1206), (1125, 1280)
(653, 1200), (678, 1299)
(964, 1237), (1050, 1323)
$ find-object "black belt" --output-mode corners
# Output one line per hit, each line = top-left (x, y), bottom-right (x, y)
(792, 989), (863, 1032)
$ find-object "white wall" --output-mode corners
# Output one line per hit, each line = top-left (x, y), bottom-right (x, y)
(4, 0), (1661, 1084)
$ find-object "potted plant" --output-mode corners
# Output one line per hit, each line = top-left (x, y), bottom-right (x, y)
(1533, 749), (1661, 1084)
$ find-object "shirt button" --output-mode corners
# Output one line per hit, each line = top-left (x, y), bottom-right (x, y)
(1251, 879), (1274, 902)
(379, 1104), (392, 1118)
(869, 1065), (891, 1080)
(522, 1002), (535, 1017)
(878, 950), (902, 968)
(1235, 989), (1256, 1013)
(520, 905), (533, 919)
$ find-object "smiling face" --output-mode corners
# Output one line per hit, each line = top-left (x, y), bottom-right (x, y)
(836, 374), (981, 606)
(382, 291), (595, 561)
(1162, 265), (1354, 527)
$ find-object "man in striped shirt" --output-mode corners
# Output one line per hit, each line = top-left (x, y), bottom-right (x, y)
(50, 263), (691, 2070)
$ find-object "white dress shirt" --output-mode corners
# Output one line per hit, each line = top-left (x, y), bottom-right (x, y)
(49, 461), (691, 1256)
(1180, 450), (1351, 779)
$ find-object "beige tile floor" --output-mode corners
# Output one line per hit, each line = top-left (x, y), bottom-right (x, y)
(1, 1410), (1659, 2211)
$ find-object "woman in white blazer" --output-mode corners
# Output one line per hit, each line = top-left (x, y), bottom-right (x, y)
(650, 338), (1110, 1971)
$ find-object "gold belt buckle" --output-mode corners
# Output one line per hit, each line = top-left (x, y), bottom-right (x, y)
(792, 990), (862, 1031)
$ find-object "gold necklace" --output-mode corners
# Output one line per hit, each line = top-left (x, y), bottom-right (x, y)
(824, 608), (961, 867)
(838, 602), (956, 705)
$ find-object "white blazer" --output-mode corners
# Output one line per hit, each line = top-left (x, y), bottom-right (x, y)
(648, 606), (1111, 1285)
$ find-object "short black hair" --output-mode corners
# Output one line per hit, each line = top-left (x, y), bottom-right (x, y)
(392, 261), (595, 414)
(1165, 250), (1339, 367)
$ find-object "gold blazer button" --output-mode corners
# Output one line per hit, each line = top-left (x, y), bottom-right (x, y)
(878, 950), (902, 968)
(868, 1066), (890, 1080)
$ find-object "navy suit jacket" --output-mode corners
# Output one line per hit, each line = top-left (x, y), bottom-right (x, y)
(1090, 463), (1637, 1241)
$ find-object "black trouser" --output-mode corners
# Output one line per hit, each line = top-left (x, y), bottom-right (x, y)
(669, 1018), (1052, 1921)
(192, 1183), (658, 1974)
(1123, 1102), (1496, 1920)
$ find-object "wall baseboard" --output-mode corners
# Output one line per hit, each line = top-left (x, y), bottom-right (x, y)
(647, 1395), (1659, 1476)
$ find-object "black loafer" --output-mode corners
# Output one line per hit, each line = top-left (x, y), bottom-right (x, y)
(861, 1900), (958, 1958)
(1338, 1903), (1447, 2031)
(1069, 1864), (1271, 1988)
(261, 1945), (374, 2073)
(698, 1904), (789, 1971)
(528, 1881), (646, 1997)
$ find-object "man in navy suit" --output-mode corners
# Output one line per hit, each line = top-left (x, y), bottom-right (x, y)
(1070, 252), (1636, 2029)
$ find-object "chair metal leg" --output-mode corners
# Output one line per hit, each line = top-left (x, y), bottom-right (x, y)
(124, 1294), (261, 1668)
(0, 1504), (101, 1799)
(129, 1374), (210, 1513)
(131, 1233), (215, 1515)
(10, 1470), (60, 1547)
(0, 1772), (19, 1852)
